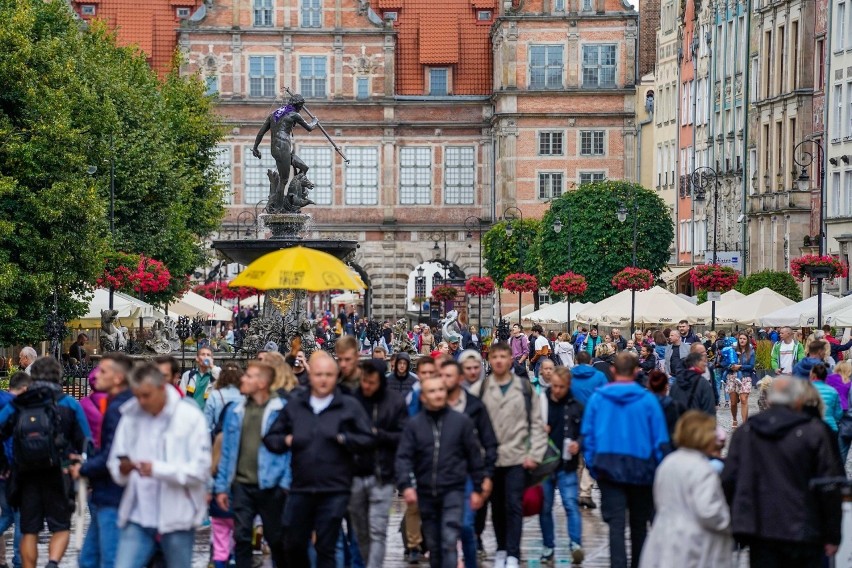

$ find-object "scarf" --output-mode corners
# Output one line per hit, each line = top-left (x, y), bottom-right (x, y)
(272, 104), (296, 122)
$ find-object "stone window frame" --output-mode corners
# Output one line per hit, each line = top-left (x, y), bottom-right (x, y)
(299, 55), (328, 99)
(444, 146), (476, 205)
(301, 0), (322, 28)
(579, 130), (606, 156)
(300, 146), (334, 205)
(247, 55), (277, 98)
(538, 131), (565, 156)
(399, 147), (432, 205)
(253, 0), (274, 27)
(581, 44), (618, 89)
(529, 45), (564, 90)
(345, 147), (380, 206)
(538, 172), (564, 200)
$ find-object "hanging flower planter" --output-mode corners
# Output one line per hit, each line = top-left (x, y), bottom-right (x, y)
(611, 267), (654, 292)
(689, 264), (739, 293)
(790, 254), (848, 281)
(549, 272), (588, 299)
(465, 276), (496, 297)
(193, 281), (260, 301)
(97, 252), (171, 295)
(431, 285), (459, 303)
(503, 273), (539, 294)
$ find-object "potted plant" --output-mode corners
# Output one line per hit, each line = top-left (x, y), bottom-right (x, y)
(755, 339), (773, 378)
(611, 267), (654, 292)
(465, 276), (496, 297)
(431, 285), (459, 303)
(503, 273), (539, 320)
(790, 254), (848, 281)
(550, 272), (587, 327)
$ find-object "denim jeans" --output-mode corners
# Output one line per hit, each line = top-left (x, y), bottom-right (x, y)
(418, 489), (465, 568)
(539, 470), (582, 549)
(79, 503), (119, 568)
(598, 479), (654, 568)
(0, 479), (21, 568)
(348, 476), (394, 568)
(284, 491), (350, 568)
(460, 478), (478, 568)
(491, 465), (525, 559)
(113, 523), (195, 568)
(715, 368), (729, 402)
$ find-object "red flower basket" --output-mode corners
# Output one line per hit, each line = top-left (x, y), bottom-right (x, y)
(97, 252), (171, 295)
(194, 281), (260, 301)
(611, 267), (654, 292)
(549, 272), (588, 299)
(465, 276), (496, 297)
(431, 285), (459, 303)
(689, 264), (739, 292)
(790, 254), (849, 281)
(503, 273), (539, 294)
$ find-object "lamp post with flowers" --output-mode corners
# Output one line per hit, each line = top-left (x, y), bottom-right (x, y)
(794, 139), (828, 325)
(611, 267), (654, 333)
(465, 276), (495, 330)
(503, 273), (538, 325)
(616, 198), (641, 333)
(791, 255), (848, 327)
(690, 264), (740, 330)
(550, 272), (587, 331)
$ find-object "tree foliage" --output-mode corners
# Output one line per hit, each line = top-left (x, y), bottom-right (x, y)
(538, 181), (674, 302)
(0, 0), (225, 344)
(482, 219), (541, 286)
(735, 270), (803, 302)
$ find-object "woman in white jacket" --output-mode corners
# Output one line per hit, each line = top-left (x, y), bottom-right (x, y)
(639, 411), (733, 568)
(109, 363), (211, 568)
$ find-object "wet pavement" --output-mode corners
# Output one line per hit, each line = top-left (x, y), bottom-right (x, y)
(18, 394), (765, 567)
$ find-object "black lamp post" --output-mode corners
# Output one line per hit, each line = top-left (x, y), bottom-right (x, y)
(794, 139), (827, 327)
(425, 231), (449, 281)
(552, 215), (574, 330)
(692, 165), (720, 330)
(617, 200), (639, 334)
(465, 216), (485, 330)
(502, 207), (525, 324)
(415, 266), (426, 325)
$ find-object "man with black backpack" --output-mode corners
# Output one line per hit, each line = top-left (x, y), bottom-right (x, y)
(0, 356), (90, 568)
(470, 343), (547, 568)
(72, 352), (134, 568)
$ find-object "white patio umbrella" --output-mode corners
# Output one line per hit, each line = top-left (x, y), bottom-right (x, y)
(759, 294), (840, 327)
(799, 294), (852, 327)
(720, 289), (746, 302)
(168, 291), (233, 321)
(526, 301), (588, 324)
(576, 287), (707, 327)
(503, 304), (536, 323)
(704, 287), (795, 326)
(69, 288), (164, 328)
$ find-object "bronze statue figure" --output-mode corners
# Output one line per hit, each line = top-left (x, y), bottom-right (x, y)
(252, 94), (317, 213)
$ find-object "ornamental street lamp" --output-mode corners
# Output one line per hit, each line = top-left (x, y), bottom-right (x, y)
(465, 216), (486, 330)
(502, 207), (528, 322)
(415, 266), (426, 324)
(692, 165), (721, 330)
(552, 215), (576, 330)
(617, 199), (639, 333)
(794, 138), (827, 327)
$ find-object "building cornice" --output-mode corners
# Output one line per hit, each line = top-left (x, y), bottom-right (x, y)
(181, 27), (393, 36)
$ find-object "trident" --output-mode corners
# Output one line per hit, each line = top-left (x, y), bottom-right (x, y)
(284, 86), (349, 164)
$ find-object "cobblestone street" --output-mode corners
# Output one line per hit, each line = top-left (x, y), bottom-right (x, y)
(17, 395), (761, 567)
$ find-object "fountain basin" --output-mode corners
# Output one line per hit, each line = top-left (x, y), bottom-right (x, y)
(212, 237), (358, 266)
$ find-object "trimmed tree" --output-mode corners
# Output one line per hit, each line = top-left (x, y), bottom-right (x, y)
(735, 270), (802, 302)
(538, 181), (674, 302)
(482, 219), (542, 286)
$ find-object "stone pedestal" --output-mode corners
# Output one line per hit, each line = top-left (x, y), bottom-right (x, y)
(260, 212), (311, 239)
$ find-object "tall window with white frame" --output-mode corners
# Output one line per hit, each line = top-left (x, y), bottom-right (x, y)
(244, 147), (276, 204)
(529, 45), (563, 89)
(248, 56), (276, 97)
(301, 0), (322, 28)
(429, 68), (448, 96)
(444, 147), (475, 205)
(832, 172), (842, 217)
(253, 0), (273, 26)
(538, 131), (564, 156)
(845, 170), (852, 216)
(300, 56), (327, 99)
(554, 0), (566, 10)
(399, 147), (431, 205)
(579, 172), (605, 185)
(538, 173), (563, 199)
(582, 45), (617, 88)
(835, 84), (844, 140)
(300, 147), (333, 205)
(579, 130), (605, 156)
(345, 147), (379, 205)
(838, 1), (847, 52)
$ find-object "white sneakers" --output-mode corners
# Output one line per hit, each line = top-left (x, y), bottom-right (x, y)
(505, 556), (520, 568)
(493, 550), (507, 568)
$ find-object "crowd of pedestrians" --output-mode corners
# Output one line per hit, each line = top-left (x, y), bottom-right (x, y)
(1, 316), (850, 568)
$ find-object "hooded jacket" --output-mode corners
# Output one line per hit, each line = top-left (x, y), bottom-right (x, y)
(581, 382), (670, 485)
(263, 388), (375, 493)
(395, 406), (485, 495)
(353, 377), (409, 484)
(793, 356), (824, 379)
(670, 367), (716, 415)
(570, 364), (609, 406)
(386, 353), (418, 397)
(721, 406), (842, 546)
(458, 392), (498, 479)
(80, 388), (134, 508)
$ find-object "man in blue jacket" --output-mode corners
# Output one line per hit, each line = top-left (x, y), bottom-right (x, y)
(581, 353), (670, 568)
(214, 360), (290, 568)
(570, 351), (608, 509)
(72, 352), (134, 568)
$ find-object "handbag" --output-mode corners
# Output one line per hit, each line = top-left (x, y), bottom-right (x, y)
(522, 484), (544, 517)
(526, 438), (561, 487)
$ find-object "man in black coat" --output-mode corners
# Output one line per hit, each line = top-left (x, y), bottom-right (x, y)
(264, 352), (376, 568)
(350, 361), (408, 568)
(669, 352), (716, 415)
(395, 376), (486, 568)
(440, 359), (497, 568)
(722, 375), (843, 567)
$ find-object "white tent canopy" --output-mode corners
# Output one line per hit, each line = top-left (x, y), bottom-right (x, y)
(702, 287), (795, 326)
(70, 288), (164, 328)
(799, 294), (852, 327)
(167, 291), (233, 321)
(825, 301), (852, 327)
(759, 294), (840, 327)
(503, 304), (536, 322)
(576, 287), (708, 327)
(525, 301), (589, 324)
(720, 289), (746, 302)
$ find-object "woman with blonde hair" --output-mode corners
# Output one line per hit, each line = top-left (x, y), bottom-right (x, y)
(639, 411), (733, 568)
(827, 360), (852, 411)
(259, 351), (298, 395)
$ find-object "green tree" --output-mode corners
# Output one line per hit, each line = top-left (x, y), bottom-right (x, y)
(735, 270), (802, 302)
(538, 181), (674, 302)
(482, 219), (542, 286)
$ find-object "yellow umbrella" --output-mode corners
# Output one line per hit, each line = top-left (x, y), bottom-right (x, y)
(230, 246), (365, 292)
